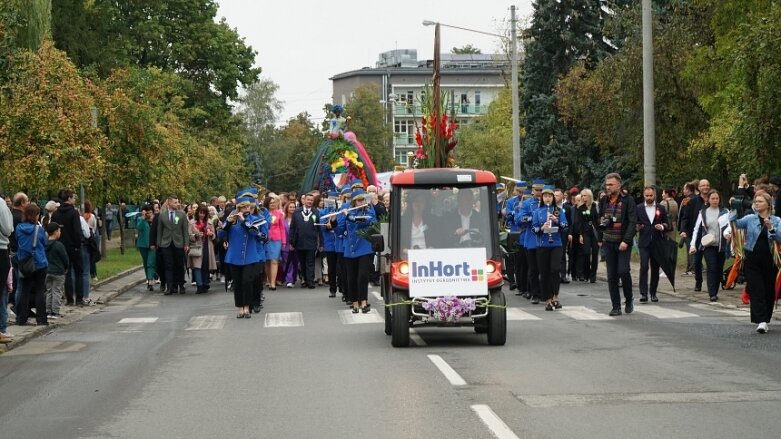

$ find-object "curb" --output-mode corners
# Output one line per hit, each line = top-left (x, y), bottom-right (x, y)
(1, 266), (145, 354)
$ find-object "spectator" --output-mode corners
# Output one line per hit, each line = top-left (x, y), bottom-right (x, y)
(154, 196), (190, 295)
(0, 192), (13, 342)
(44, 222), (68, 319)
(689, 190), (728, 301)
(42, 200), (60, 228)
(188, 204), (216, 294)
(135, 204), (156, 291)
(289, 193), (320, 289)
(636, 186), (670, 303)
(104, 202), (115, 240)
(51, 189), (86, 306)
(15, 203), (48, 326)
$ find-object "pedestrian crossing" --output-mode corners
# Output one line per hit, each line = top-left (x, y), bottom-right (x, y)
(112, 302), (751, 331)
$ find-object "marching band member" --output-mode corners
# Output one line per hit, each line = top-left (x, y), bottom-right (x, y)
(342, 188), (376, 314)
(333, 186), (353, 304)
(320, 191), (340, 298)
(504, 181), (527, 296)
(222, 188), (267, 319)
(251, 201), (271, 313)
(532, 186), (568, 311)
(517, 179), (546, 304)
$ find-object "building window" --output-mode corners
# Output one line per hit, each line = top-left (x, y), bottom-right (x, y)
(460, 93), (469, 113)
(474, 90), (481, 112)
(394, 119), (414, 145)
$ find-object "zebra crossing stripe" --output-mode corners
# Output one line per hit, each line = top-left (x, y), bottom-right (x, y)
(507, 307), (542, 321)
(186, 315), (226, 330)
(558, 306), (614, 321)
(264, 312), (304, 327)
(339, 309), (383, 324)
(117, 317), (158, 324)
(688, 303), (749, 317)
(633, 305), (698, 319)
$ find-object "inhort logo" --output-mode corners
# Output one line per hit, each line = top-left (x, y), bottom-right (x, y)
(471, 269), (484, 282)
(411, 261), (471, 279)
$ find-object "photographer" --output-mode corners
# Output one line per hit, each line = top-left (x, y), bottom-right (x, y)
(730, 174), (755, 219)
(597, 173), (638, 316)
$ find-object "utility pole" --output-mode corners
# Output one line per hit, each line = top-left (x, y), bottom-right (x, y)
(511, 5), (521, 180)
(642, 0), (656, 186)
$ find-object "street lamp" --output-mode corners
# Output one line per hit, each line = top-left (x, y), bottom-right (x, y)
(423, 6), (521, 180)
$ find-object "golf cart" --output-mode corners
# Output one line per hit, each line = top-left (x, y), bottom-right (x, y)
(372, 168), (506, 347)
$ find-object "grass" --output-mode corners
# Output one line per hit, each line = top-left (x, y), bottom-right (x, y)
(96, 246), (143, 280)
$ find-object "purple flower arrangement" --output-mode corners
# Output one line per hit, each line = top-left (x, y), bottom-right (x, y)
(421, 296), (477, 323)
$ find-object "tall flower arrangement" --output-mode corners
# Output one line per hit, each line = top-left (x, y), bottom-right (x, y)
(413, 85), (458, 169)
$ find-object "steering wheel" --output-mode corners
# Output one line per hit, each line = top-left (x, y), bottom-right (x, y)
(462, 228), (484, 246)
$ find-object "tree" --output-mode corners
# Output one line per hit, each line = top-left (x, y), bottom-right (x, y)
(343, 83), (394, 171)
(238, 78), (285, 184)
(456, 87), (513, 178)
(0, 40), (105, 197)
(521, 0), (613, 189)
(257, 113), (323, 192)
(452, 44), (482, 54)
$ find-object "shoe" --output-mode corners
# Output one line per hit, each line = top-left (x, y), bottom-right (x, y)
(709, 296), (718, 302)
(553, 301), (562, 309)
(49, 314), (60, 320)
(252, 305), (261, 314)
(179, 286), (186, 295)
(286, 283), (294, 288)
(561, 276), (570, 284)
(329, 292), (336, 298)
(307, 284), (316, 289)
(237, 313), (245, 319)
(545, 303), (554, 311)
(757, 322), (768, 334)
(361, 305), (371, 314)
(625, 299), (634, 314)
(0, 332), (14, 343)
(147, 283), (154, 291)
(609, 308), (622, 316)
(352, 307), (359, 314)
(245, 312), (251, 319)
(578, 277), (586, 282)
(589, 278), (596, 283)
(191, 281), (197, 286)
(531, 296), (540, 304)
(37, 321), (49, 326)
(694, 286), (702, 292)
(509, 284), (517, 291)
(651, 295), (658, 303)
(514, 291), (524, 296)
(270, 287), (277, 291)
(195, 287), (204, 294)
(164, 290), (173, 296)
(639, 295), (648, 303)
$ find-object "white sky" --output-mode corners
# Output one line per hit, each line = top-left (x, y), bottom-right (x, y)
(216, 0), (535, 124)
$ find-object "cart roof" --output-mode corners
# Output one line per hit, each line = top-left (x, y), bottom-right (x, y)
(390, 169), (497, 186)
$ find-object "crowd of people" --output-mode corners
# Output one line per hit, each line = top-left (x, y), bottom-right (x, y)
(502, 173), (781, 332)
(1, 171), (779, 342)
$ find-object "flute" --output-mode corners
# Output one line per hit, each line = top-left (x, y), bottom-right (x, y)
(320, 203), (369, 220)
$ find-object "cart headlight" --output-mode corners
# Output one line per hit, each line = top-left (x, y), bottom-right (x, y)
(485, 261), (497, 274)
(399, 262), (410, 275)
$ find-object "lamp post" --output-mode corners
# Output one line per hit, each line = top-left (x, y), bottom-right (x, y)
(423, 7), (521, 179)
(642, 0), (656, 187)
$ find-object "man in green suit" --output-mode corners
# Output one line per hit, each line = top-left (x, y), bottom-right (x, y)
(152, 196), (189, 295)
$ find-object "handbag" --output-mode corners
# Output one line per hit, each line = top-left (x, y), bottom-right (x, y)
(189, 245), (203, 258)
(17, 225), (40, 278)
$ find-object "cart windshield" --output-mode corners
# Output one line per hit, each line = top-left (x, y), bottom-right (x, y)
(397, 186), (495, 258)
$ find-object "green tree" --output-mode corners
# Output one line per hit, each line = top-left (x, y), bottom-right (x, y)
(451, 44), (482, 54)
(0, 40), (105, 197)
(260, 113), (323, 192)
(456, 87), (513, 177)
(344, 83), (394, 171)
(238, 78), (285, 184)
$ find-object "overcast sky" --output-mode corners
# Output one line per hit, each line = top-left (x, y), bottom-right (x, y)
(216, 0), (535, 124)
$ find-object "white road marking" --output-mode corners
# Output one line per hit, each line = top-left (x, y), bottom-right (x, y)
(688, 303), (749, 316)
(409, 329), (427, 346)
(558, 306), (614, 321)
(117, 317), (158, 324)
(186, 315), (227, 330)
(264, 312), (304, 327)
(339, 309), (383, 324)
(471, 404), (520, 439)
(370, 291), (382, 302)
(427, 354), (467, 386)
(507, 307), (542, 321)
(633, 305), (698, 319)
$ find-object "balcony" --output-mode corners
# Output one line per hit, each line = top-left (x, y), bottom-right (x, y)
(393, 134), (416, 146)
(393, 103), (485, 116)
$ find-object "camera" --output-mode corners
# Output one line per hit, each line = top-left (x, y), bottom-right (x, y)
(521, 215), (531, 223)
(598, 215), (615, 230)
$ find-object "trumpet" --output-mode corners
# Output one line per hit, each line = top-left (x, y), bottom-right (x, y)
(320, 203), (369, 220)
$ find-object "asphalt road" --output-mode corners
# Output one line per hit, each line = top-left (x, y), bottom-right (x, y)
(2, 278), (781, 439)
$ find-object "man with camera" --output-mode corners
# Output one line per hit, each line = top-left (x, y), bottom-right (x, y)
(597, 173), (638, 316)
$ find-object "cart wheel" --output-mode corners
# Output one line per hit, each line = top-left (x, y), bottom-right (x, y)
(382, 275), (392, 335)
(487, 290), (506, 346)
(391, 290), (410, 347)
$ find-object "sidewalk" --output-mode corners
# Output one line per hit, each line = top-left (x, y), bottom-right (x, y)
(1, 266), (145, 354)
(594, 258), (748, 311)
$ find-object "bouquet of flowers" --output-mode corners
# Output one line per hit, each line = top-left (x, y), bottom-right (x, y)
(412, 85), (458, 169)
(421, 296), (477, 323)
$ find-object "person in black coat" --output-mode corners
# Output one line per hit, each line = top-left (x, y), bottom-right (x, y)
(289, 193), (320, 289)
(50, 189), (85, 306)
(635, 186), (671, 302)
(573, 189), (599, 283)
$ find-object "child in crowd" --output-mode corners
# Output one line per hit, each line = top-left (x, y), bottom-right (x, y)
(45, 222), (69, 319)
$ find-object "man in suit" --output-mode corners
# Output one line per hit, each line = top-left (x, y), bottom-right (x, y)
(443, 188), (487, 248)
(289, 192), (319, 289)
(152, 196), (189, 295)
(636, 186), (670, 302)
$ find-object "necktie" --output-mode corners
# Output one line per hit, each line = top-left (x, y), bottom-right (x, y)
(170, 211), (174, 222)
(304, 209), (310, 216)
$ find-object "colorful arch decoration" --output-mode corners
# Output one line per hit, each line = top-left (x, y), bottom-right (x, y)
(299, 131), (379, 194)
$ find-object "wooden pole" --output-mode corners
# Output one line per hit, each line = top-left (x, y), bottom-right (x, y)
(433, 23), (442, 168)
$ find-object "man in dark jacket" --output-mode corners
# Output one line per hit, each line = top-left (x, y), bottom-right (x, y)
(51, 189), (85, 306)
(597, 173), (638, 316)
(289, 193), (320, 289)
(636, 186), (671, 303)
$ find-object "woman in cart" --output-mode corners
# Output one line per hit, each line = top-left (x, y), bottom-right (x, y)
(532, 187), (568, 311)
(726, 192), (781, 334)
